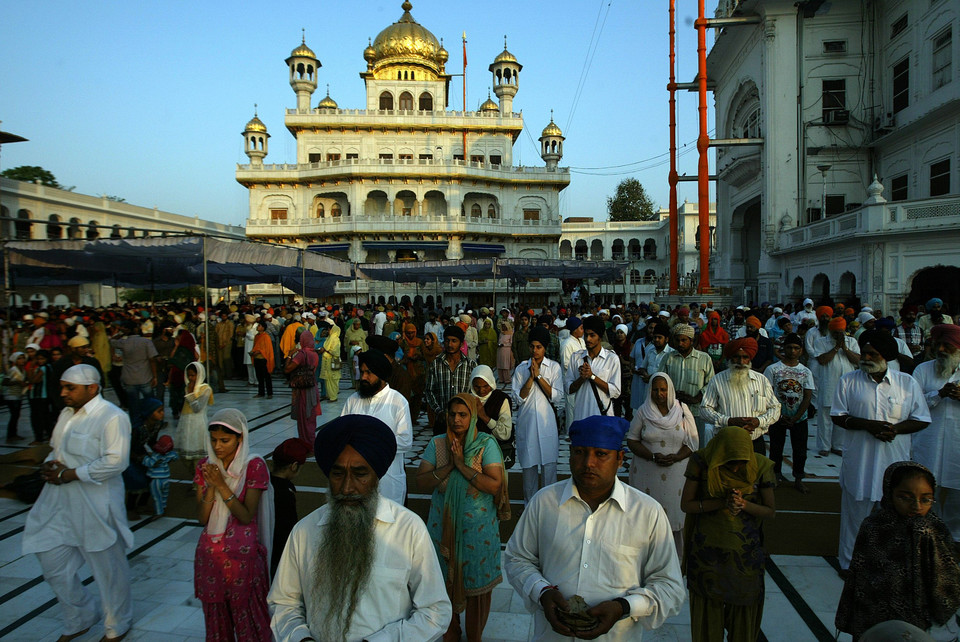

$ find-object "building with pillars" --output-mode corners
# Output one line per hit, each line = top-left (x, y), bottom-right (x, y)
(708, 0), (959, 312)
(238, 1), (570, 305)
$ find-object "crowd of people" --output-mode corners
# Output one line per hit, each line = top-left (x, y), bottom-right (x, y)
(9, 292), (960, 641)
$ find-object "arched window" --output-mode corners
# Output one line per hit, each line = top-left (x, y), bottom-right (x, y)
(316, 203), (325, 218)
(47, 215), (62, 240)
(379, 92), (394, 110)
(419, 92), (433, 111)
(399, 92), (414, 111)
(68, 217), (82, 239)
(643, 238), (657, 260)
(487, 204), (497, 219)
(15, 210), (32, 240)
(86, 221), (99, 240)
(110, 224), (122, 239)
(331, 203), (342, 217)
(471, 203), (482, 218)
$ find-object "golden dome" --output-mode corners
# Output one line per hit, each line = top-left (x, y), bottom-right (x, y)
(317, 86), (338, 110)
(541, 118), (563, 138)
(490, 37), (522, 71)
(480, 94), (499, 112)
(289, 33), (317, 60)
(364, 38), (377, 63)
(244, 113), (267, 133)
(368, 1), (444, 73)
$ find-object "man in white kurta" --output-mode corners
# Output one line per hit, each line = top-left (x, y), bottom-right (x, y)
(811, 318), (860, 455)
(22, 365), (134, 641)
(910, 324), (960, 539)
(830, 330), (930, 570)
(567, 317), (621, 423)
(504, 415), (685, 641)
(513, 326), (564, 503)
(559, 318), (586, 431)
(340, 349), (412, 505)
(269, 414), (450, 641)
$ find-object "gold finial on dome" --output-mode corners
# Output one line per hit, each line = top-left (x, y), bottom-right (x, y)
(317, 85), (338, 110)
(289, 29), (317, 59)
(244, 104), (267, 133)
(480, 90), (499, 113)
(541, 110), (563, 137)
(367, 0), (444, 74)
(401, 1), (413, 11)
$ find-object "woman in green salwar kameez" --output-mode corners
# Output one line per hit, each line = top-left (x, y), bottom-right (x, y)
(680, 426), (777, 642)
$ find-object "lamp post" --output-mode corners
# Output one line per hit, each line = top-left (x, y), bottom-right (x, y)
(816, 164), (831, 220)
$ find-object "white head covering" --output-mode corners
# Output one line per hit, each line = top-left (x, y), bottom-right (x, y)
(25, 343), (41, 351)
(185, 361), (211, 400)
(61, 364), (101, 385)
(615, 323), (629, 335)
(637, 372), (698, 452)
(203, 407), (274, 561)
(469, 364), (498, 403)
(8, 351), (25, 365)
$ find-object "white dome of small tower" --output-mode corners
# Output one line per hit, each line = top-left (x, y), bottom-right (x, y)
(243, 106), (269, 166)
(489, 36), (521, 115)
(286, 31), (320, 111)
(539, 111), (564, 170)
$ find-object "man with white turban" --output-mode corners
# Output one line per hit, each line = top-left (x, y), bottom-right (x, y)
(22, 365), (133, 641)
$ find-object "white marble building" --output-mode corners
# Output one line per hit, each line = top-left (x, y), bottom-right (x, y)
(708, 0), (959, 312)
(238, 1), (569, 305)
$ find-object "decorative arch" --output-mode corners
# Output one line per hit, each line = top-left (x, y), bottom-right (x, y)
(590, 239), (604, 260)
(643, 238), (657, 260)
(379, 91), (394, 110)
(726, 79), (760, 138)
(839, 271), (857, 296)
(559, 239), (573, 259)
(792, 276), (804, 297)
(611, 238), (625, 260)
(394, 190), (417, 217)
(15, 209), (32, 240)
(47, 214), (63, 240)
(398, 91), (414, 111)
(364, 190), (388, 217)
(68, 217), (83, 240)
(575, 240), (588, 260)
(423, 190), (446, 217)
(418, 92), (433, 111)
(811, 273), (831, 304)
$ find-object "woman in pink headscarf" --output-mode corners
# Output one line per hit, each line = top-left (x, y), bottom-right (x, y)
(283, 330), (322, 445)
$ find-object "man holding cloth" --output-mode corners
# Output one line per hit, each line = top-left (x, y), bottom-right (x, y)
(339, 349), (413, 505)
(567, 315), (621, 423)
(701, 337), (781, 453)
(504, 415), (685, 641)
(22, 364), (133, 642)
(269, 415), (451, 641)
(831, 330), (931, 571)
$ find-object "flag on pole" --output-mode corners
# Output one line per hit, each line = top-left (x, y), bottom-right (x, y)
(462, 31), (467, 67)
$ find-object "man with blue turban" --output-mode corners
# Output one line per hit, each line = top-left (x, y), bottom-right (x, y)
(269, 415), (451, 641)
(504, 415), (685, 640)
(919, 297), (954, 336)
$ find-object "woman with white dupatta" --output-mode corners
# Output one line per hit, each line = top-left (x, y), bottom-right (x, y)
(194, 408), (274, 641)
(626, 372), (699, 556)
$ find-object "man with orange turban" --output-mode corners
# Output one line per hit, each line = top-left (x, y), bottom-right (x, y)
(701, 337), (781, 453)
(810, 316), (860, 456)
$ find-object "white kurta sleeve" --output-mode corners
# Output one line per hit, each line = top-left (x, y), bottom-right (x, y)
(699, 378), (728, 427)
(185, 386), (212, 414)
(754, 377), (781, 431)
(606, 356), (622, 400)
(268, 525), (314, 642)
(547, 361), (564, 405)
(624, 503), (685, 628)
(364, 522), (451, 642)
(74, 411), (130, 484)
(503, 496), (551, 611)
(395, 397), (413, 454)
(490, 398), (513, 441)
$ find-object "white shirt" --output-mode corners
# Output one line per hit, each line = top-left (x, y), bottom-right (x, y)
(885, 336), (914, 373)
(911, 360), (960, 488)
(763, 361), (816, 419)
(734, 326), (768, 339)
(560, 335), (586, 373)
(503, 479), (685, 641)
(700, 369), (781, 439)
(341, 385), (412, 505)
(566, 348), (622, 422)
(424, 321), (444, 342)
(373, 311), (387, 336)
(810, 334), (860, 406)
(269, 498), (451, 642)
(22, 395), (133, 554)
(512, 358), (564, 467)
(831, 368), (931, 500)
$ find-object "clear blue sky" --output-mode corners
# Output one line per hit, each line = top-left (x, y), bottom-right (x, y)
(0, 0), (718, 226)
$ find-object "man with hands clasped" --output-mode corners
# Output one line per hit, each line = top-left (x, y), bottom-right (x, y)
(504, 415), (685, 641)
(566, 316), (621, 423)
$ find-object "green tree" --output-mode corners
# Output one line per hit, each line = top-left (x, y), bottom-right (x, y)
(606, 178), (657, 221)
(1, 165), (64, 188)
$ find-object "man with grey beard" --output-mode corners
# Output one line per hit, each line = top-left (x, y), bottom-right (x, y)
(831, 330), (931, 572)
(268, 415), (450, 642)
(701, 337), (781, 454)
(910, 324), (960, 541)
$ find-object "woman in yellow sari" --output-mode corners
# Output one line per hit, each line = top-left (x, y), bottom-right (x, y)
(317, 321), (341, 402)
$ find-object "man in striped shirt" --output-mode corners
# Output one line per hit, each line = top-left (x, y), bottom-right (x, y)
(701, 337), (781, 453)
(424, 325), (477, 435)
(657, 324), (714, 444)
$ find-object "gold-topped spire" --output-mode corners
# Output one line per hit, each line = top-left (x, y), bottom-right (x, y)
(541, 111), (563, 137)
(244, 105), (267, 133)
(289, 30), (317, 59)
(366, 0), (444, 74)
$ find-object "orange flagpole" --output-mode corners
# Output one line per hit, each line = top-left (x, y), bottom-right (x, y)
(462, 32), (467, 158)
(696, 0), (711, 293)
(668, 0), (679, 294)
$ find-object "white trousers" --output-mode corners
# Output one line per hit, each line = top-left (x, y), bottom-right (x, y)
(522, 463), (557, 504)
(816, 405), (845, 453)
(564, 395), (575, 432)
(839, 485), (877, 570)
(247, 363), (257, 384)
(37, 538), (132, 638)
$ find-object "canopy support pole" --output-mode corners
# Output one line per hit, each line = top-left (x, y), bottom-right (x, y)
(300, 248), (306, 304)
(3, 239), (12, 320)
(202, 235), (211, 382)
(491, 258), (498, 315)
(113, 273), (119, 306)
(354, 262), (359, 305)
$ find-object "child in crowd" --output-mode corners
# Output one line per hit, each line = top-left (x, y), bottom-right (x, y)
(142, 435), (179, 517)
(3, 352), (27, 442)
(269, 438), (311, 578)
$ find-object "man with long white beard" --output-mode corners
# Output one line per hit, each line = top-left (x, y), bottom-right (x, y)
(700, 337), (781, 453)
(339, 349), (412, 506)
(910, 324), (960, 540)
(268, 415), (451, 642)
(831, 330), (931, 572)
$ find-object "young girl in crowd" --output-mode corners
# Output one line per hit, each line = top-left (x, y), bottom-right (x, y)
(177, 361), (214, 472)
(142, 435), (179, 518)
(3, 352), (27, 442)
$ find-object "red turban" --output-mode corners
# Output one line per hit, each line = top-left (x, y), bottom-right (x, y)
(931, 324), (960, 350)
(828, 317), (847, 331)
(724, 337), (758, 360)
(816, 306), (833, 319)
(745, 316), (762, 329)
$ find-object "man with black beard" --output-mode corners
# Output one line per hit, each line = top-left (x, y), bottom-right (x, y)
(700, 337), (781, 454)
(269, 415), (450, 641)
(830, 330), (930, 573)
(339, 349), (412, 505)
(910, 324), (960, 541)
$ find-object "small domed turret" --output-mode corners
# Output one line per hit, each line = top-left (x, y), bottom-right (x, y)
(286, 31), (320, 111)
(317, 85), (338, 110)
(480, 91), (499, 113)
(489, 36), (521, 114)
(539, 111), (564, 170)
(243, 106), (270, 166)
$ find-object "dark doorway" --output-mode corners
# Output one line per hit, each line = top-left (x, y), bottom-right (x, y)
(905, 266), (960, 318)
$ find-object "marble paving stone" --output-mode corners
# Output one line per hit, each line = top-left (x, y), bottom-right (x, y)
(778, 564), (845, 613)
(135, 604), (200, 633)
(151, 579), (196, 606)
(8, 614), (62, 642)
(481, 611), (533, 642)
(759, 590), (816, 642)
(170, 607), (207, 636)
(770, 553), (833, 567)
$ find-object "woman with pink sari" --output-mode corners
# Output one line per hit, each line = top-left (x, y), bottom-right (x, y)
(283, 330), (322, 445)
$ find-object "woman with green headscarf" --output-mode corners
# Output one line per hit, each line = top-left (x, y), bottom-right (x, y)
(417, 393), (506, 642)
(680, 426), (776, 642)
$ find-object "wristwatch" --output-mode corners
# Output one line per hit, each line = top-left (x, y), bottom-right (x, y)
(535, 374), (543, 381)
(590, 374), (597, 382)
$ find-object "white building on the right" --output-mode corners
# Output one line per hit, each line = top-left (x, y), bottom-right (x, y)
(707, 0), (959, 313)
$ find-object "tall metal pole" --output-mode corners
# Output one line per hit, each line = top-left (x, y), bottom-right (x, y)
(668, 0), (680, 294)
(202, 235), (211, 379)
(491, 259), (498, 313)
(300, 248), (306, 304)
(696, 0), (712, 293)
